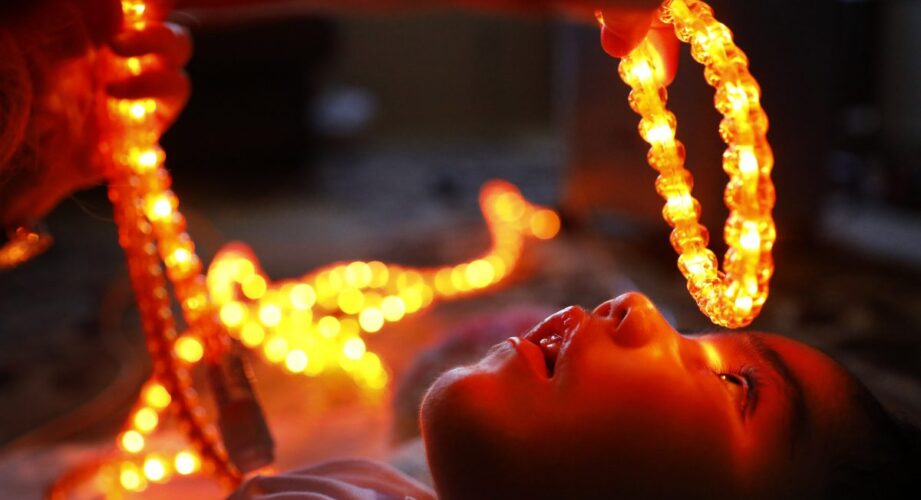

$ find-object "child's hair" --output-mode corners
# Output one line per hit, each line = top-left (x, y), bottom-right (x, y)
(826, 378), (920, 499)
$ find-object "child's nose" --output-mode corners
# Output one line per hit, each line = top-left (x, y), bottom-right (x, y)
(593, 292), (675, 349)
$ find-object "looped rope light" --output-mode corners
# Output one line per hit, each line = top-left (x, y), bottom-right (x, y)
(50, 0), (560, 496)
(610, 0), (776, 328)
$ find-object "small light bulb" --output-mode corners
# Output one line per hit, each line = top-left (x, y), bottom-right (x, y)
(359, 308), (384, 333)
(120, 431), (145, 453)
(174, 451), (200, 475)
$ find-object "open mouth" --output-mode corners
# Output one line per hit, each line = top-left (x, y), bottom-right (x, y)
(519, 306), (585, 378)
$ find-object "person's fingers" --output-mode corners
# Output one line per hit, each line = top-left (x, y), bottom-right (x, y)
(598, 8), (657, 58)
(107, 70), (190, 126)
(598, 8), (679, 86)
(111, 22), (192, 68)
(647, 23), (679, 85)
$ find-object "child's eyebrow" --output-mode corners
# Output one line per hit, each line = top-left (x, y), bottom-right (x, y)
(677, 328), (718, 337)
(746, 335), (810, 452)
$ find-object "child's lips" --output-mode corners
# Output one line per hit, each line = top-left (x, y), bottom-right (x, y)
(518, 306), (587, 378)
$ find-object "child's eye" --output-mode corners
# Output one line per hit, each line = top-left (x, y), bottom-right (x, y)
(718, 373), (750, 410)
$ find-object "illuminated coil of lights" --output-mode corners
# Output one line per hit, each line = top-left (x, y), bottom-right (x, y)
(0, 227), (53, 271)
(206, 180), (561, 387)
(52, 0), (235, 496)
(49, 0), (561, 497)
(607, 0), (776, 328)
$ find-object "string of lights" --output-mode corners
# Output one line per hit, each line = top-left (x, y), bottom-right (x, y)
(49, 1), (560, 497)
(608, 0), (776, 328)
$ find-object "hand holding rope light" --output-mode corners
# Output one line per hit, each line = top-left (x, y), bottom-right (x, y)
(602, 0), (776, 328)
(51, 0), (770, 496)
(51, 1), (561, 496)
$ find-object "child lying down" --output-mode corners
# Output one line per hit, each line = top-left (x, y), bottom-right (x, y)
(231, 292), (919, 500)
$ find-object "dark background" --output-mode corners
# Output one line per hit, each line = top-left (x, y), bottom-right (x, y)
(1, 0), (920, 483)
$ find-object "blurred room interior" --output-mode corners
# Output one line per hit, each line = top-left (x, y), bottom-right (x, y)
(1, 0), (920, 496)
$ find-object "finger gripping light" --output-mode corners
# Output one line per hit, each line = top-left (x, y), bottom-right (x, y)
(51, 0), (560, 496)
(611, 0), (776, 328)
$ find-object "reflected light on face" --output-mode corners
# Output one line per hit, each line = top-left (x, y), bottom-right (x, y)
(422, 293), (860, 500)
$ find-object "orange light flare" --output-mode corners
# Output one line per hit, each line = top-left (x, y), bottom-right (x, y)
(612, 0), (776, 328)
(207, 180), (560, 386)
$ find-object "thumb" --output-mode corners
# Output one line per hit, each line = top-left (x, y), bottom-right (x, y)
(597, 8), (656, 58)
(599, 12), (679, 85)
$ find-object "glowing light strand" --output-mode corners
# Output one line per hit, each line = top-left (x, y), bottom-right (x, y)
(0, 226), (53, 270)
(611, 0), (776, 328)
(51, 0), (236, 496)
(207, 180), (559, 385)
(49, 1), (561, 495)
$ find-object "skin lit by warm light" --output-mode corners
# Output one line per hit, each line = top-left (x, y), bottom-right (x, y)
(700, 342), (723, 369)
(120, 431), (145, 454)
(175, 336), (204, 364)
(133, 407), (159, 434)
(174, 451), (200, 475)
(617, 0), (775, 328)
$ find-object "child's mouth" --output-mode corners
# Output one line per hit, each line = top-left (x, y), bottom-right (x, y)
(520, 306), (586, 377)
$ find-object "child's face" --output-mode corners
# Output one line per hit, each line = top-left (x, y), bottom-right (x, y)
(421, 293), (859, 499)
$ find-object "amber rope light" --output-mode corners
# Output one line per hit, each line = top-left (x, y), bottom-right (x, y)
(49, 0), (560, 497)
(207, 180), (560, 385)
(0, 226), (53, 271)
(605, 0), (776, 328)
